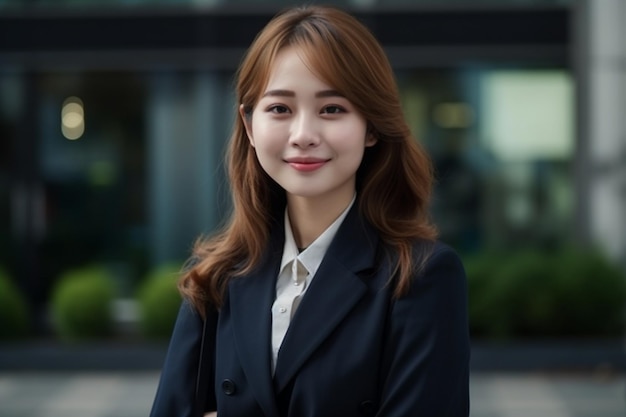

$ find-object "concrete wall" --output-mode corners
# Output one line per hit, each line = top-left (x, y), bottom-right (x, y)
(577, 0), (626, 268)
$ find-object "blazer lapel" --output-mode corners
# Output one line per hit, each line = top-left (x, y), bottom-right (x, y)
(273, 206), (380, 392)
(228, 225), (283, 417)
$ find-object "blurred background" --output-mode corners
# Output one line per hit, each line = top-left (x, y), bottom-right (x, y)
(0, 0), (625, 416)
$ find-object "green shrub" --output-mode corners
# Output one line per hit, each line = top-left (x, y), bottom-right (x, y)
(0, 269), (30, 340)
(464, 251), (504, 338)
(51, 266), (116, 341)
(465, 248), (626, 340)
(137, 264), (182, 340)
(466, 250), (555, 339)
(553, 248), (626, 337)
(494, 250), (560, 338)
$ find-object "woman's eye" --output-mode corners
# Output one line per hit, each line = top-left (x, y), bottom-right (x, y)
(268, 105), (289, 114)
(322, 105), (345, 114)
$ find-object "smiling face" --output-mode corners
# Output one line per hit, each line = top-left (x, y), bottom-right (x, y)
(240, 46), (376, 208)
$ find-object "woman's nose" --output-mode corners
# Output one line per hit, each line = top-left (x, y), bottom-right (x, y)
(289, 114), (320, 148)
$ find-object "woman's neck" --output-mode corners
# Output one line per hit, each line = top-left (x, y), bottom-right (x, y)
(287, 193), (354, 249)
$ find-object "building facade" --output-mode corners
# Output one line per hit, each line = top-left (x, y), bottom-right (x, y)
(0, 0), (623, 329)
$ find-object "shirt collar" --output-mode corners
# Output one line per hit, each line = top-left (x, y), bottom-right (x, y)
(280, 194), (356, 277)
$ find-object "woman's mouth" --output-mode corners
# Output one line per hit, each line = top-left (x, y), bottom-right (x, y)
(285, 158), (329, 172)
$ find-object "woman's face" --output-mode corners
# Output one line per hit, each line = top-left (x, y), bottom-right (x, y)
(241, 46), (375, 206)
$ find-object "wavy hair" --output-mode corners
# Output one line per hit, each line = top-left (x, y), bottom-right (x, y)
(180, 5), (437, 314)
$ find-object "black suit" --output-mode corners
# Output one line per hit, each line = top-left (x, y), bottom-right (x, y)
(150, 206), (470, 417)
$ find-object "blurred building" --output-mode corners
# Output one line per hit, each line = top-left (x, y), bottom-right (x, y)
(0, 0), (624, 330)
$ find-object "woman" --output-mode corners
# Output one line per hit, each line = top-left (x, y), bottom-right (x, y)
(150, 5), (469, 417)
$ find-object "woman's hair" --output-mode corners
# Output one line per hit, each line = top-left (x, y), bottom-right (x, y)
(180, 5), (437, 314)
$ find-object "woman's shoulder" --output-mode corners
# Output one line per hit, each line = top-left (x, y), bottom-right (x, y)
(410, 239), (466, 286)
(387, 238), (468, 328)
(422, 239), (462, 261)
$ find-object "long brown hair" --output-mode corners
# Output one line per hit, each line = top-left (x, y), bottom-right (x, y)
(180, 5), (437, 314)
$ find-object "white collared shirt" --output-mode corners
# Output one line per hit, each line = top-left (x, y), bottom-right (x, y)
(271, 195), (356, 373)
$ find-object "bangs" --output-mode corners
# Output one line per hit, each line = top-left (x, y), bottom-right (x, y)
(288, 19), (348, 94)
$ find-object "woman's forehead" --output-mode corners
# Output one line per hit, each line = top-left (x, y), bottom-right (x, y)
(262, 45), (335, 92)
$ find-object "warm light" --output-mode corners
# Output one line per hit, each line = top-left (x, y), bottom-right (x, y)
(61, 96), (85, 140)
(62, 112), (83, 129)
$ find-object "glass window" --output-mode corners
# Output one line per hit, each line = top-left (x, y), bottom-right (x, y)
(0, 70), (233, 314)
(398, 68), (575, 254)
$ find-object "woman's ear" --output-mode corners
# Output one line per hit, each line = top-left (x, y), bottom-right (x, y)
(239, 104), (254, 147)
(365, 131), (377, 147)
(365, 123), (377, 147)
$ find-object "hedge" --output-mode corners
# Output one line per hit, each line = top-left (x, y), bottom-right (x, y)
(51, 266), (116, 341)
(465, 247), (626, 340)
(137, 264), (182, 340)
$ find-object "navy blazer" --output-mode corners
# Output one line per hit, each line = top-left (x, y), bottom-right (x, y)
(150, 206), (470, 417)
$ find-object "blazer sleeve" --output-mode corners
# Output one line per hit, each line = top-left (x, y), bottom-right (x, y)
(377, 243), (470, 416)
(150, 300), (216, 417)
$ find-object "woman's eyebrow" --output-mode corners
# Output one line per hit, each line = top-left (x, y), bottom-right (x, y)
(315, 90), (344, 98)
(261, 89), (344, 98)
(262, 89), (294, 98)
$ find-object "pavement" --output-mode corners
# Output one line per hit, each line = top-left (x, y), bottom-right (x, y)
(0, 338), (623, 416)
(0, 371), (623, 417)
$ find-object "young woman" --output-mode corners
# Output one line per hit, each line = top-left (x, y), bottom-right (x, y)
(150, 5), (469, 417)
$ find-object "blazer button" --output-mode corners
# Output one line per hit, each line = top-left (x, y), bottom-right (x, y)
(358, 400), (376, 415)
(221, 379), (236, 396)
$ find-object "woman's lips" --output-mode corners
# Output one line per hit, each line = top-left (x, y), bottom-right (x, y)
(285, 158), (329, 172)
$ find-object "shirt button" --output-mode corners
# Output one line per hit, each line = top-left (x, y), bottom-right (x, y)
(293, 281), (300, 286)
(279, 307), (287, 313)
